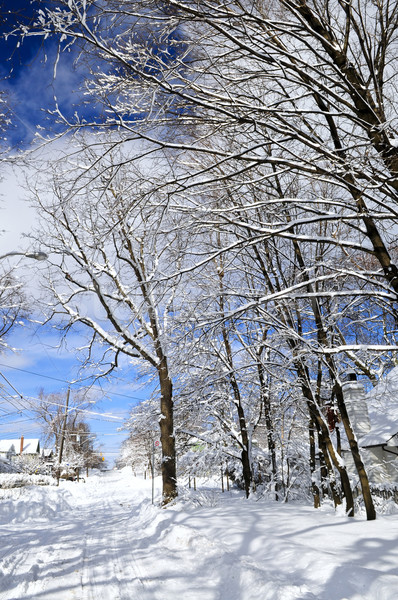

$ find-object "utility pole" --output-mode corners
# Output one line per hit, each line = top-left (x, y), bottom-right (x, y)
(57, 388), (70, 484)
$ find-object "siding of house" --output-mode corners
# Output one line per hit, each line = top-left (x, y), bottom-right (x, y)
(343, 377), (398, 486)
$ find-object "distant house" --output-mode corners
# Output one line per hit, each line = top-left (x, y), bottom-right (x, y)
(42, 448), (54, 460)
(343, 371), (398, 485)
(0, 437), (41, 462)
(0, 440), (18, 462)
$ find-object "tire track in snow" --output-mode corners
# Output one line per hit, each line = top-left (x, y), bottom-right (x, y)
(0, 535), (56, 600)
(0, 473), (154, 600)
(79, 499), (149, 600)
(109, 513), (149, 600)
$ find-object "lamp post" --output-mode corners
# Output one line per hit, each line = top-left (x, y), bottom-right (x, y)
(0, 250), (48, 261)
(0, 248), (49, 449)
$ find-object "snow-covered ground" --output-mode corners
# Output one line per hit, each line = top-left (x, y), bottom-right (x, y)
(1, 470), (398, 600)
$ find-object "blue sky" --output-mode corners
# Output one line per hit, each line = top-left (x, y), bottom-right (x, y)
(0, 0), (85, 148)
(0, 169), (150, 464)
(0, 168), (151, 463)
(0, 2), (151, 464)
(0, 297), (152, 463)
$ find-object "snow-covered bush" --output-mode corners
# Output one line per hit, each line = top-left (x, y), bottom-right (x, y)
(0, 473), (56, 488)
(0, 457), (20, 474)
(12, 455), (46, 475)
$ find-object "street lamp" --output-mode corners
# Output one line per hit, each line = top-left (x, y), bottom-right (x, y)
(0, 250), (48, 261)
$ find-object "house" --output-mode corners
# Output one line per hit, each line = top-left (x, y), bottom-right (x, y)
(41, 447), (55, 473)
(343, 371), (398, 485)
(41, 447), (55, 460)
(0, 437), (41, 462)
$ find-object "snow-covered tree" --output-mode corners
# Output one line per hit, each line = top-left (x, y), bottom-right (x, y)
(20, 0), (398, 298)
(30, 149), (186, 503)
(0, 263), (27, 352)
(120, 398), (161, 476)
(0, 86), (28, 352)
(33, 388), (100, 475)
(14, 1), (398, 518)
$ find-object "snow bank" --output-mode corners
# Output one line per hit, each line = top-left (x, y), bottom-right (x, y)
(0, 484), (73, 523)
(1, 470), (398, 600)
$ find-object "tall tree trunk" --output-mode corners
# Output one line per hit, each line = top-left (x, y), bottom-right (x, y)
(305, 396), (354, 515)
(221, 332), (252, 497)
(317, 424), (343, 509)
(158, 361), (177, 504)
(216, 254), (253, 498)
(257, 359), (278, 499)
(309, 418), (321, 508)
(334, 383), (376, 521)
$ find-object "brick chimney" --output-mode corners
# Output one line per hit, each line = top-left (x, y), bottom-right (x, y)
(20, 436), (24, 455)
(342, 375), (371, 438)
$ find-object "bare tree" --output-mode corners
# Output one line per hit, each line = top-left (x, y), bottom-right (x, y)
(0, 265), (27, 352)
(16, 1), (398, 518)
(17, 1), (398, 306)
(34, 388), (93, 450)
(31, 150), (184, 503)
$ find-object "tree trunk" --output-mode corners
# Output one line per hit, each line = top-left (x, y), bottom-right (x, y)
(241, 446), (252, 499)
(235, 396), (253, 498)
(317, 425), (343, 509)
(305, 396), (354, 515)
(334, 384), (376, 521)
(159, 362), (177, 505)
(257, 359), (278, 500)
(216, 252), (253, 498)
(309, 418), (321, 508)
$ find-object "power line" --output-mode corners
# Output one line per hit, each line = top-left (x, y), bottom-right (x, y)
(0, 362), (148, 401)
(0, 371), (23, 399)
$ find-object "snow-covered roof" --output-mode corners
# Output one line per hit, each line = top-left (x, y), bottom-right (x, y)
(360, 367), (398, 447)
(42, 448), (54, 458)
(0, 439), (40, 455)
(0, 440), (19, 454)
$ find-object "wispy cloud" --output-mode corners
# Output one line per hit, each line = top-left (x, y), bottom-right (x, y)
(1, 32), (86, 148)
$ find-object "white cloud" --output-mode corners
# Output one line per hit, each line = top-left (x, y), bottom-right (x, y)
(0, 163), (38, 256)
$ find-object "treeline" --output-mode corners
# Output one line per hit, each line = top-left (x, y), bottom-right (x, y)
(4, 1), (398, 518)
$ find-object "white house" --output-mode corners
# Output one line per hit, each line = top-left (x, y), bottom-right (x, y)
(343, 370), (398, 485)
(0, 437), (41, 462)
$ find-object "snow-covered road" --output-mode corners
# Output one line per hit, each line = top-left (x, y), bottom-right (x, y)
(0, 471), (151, 600)
(1, 469), (398, 600)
